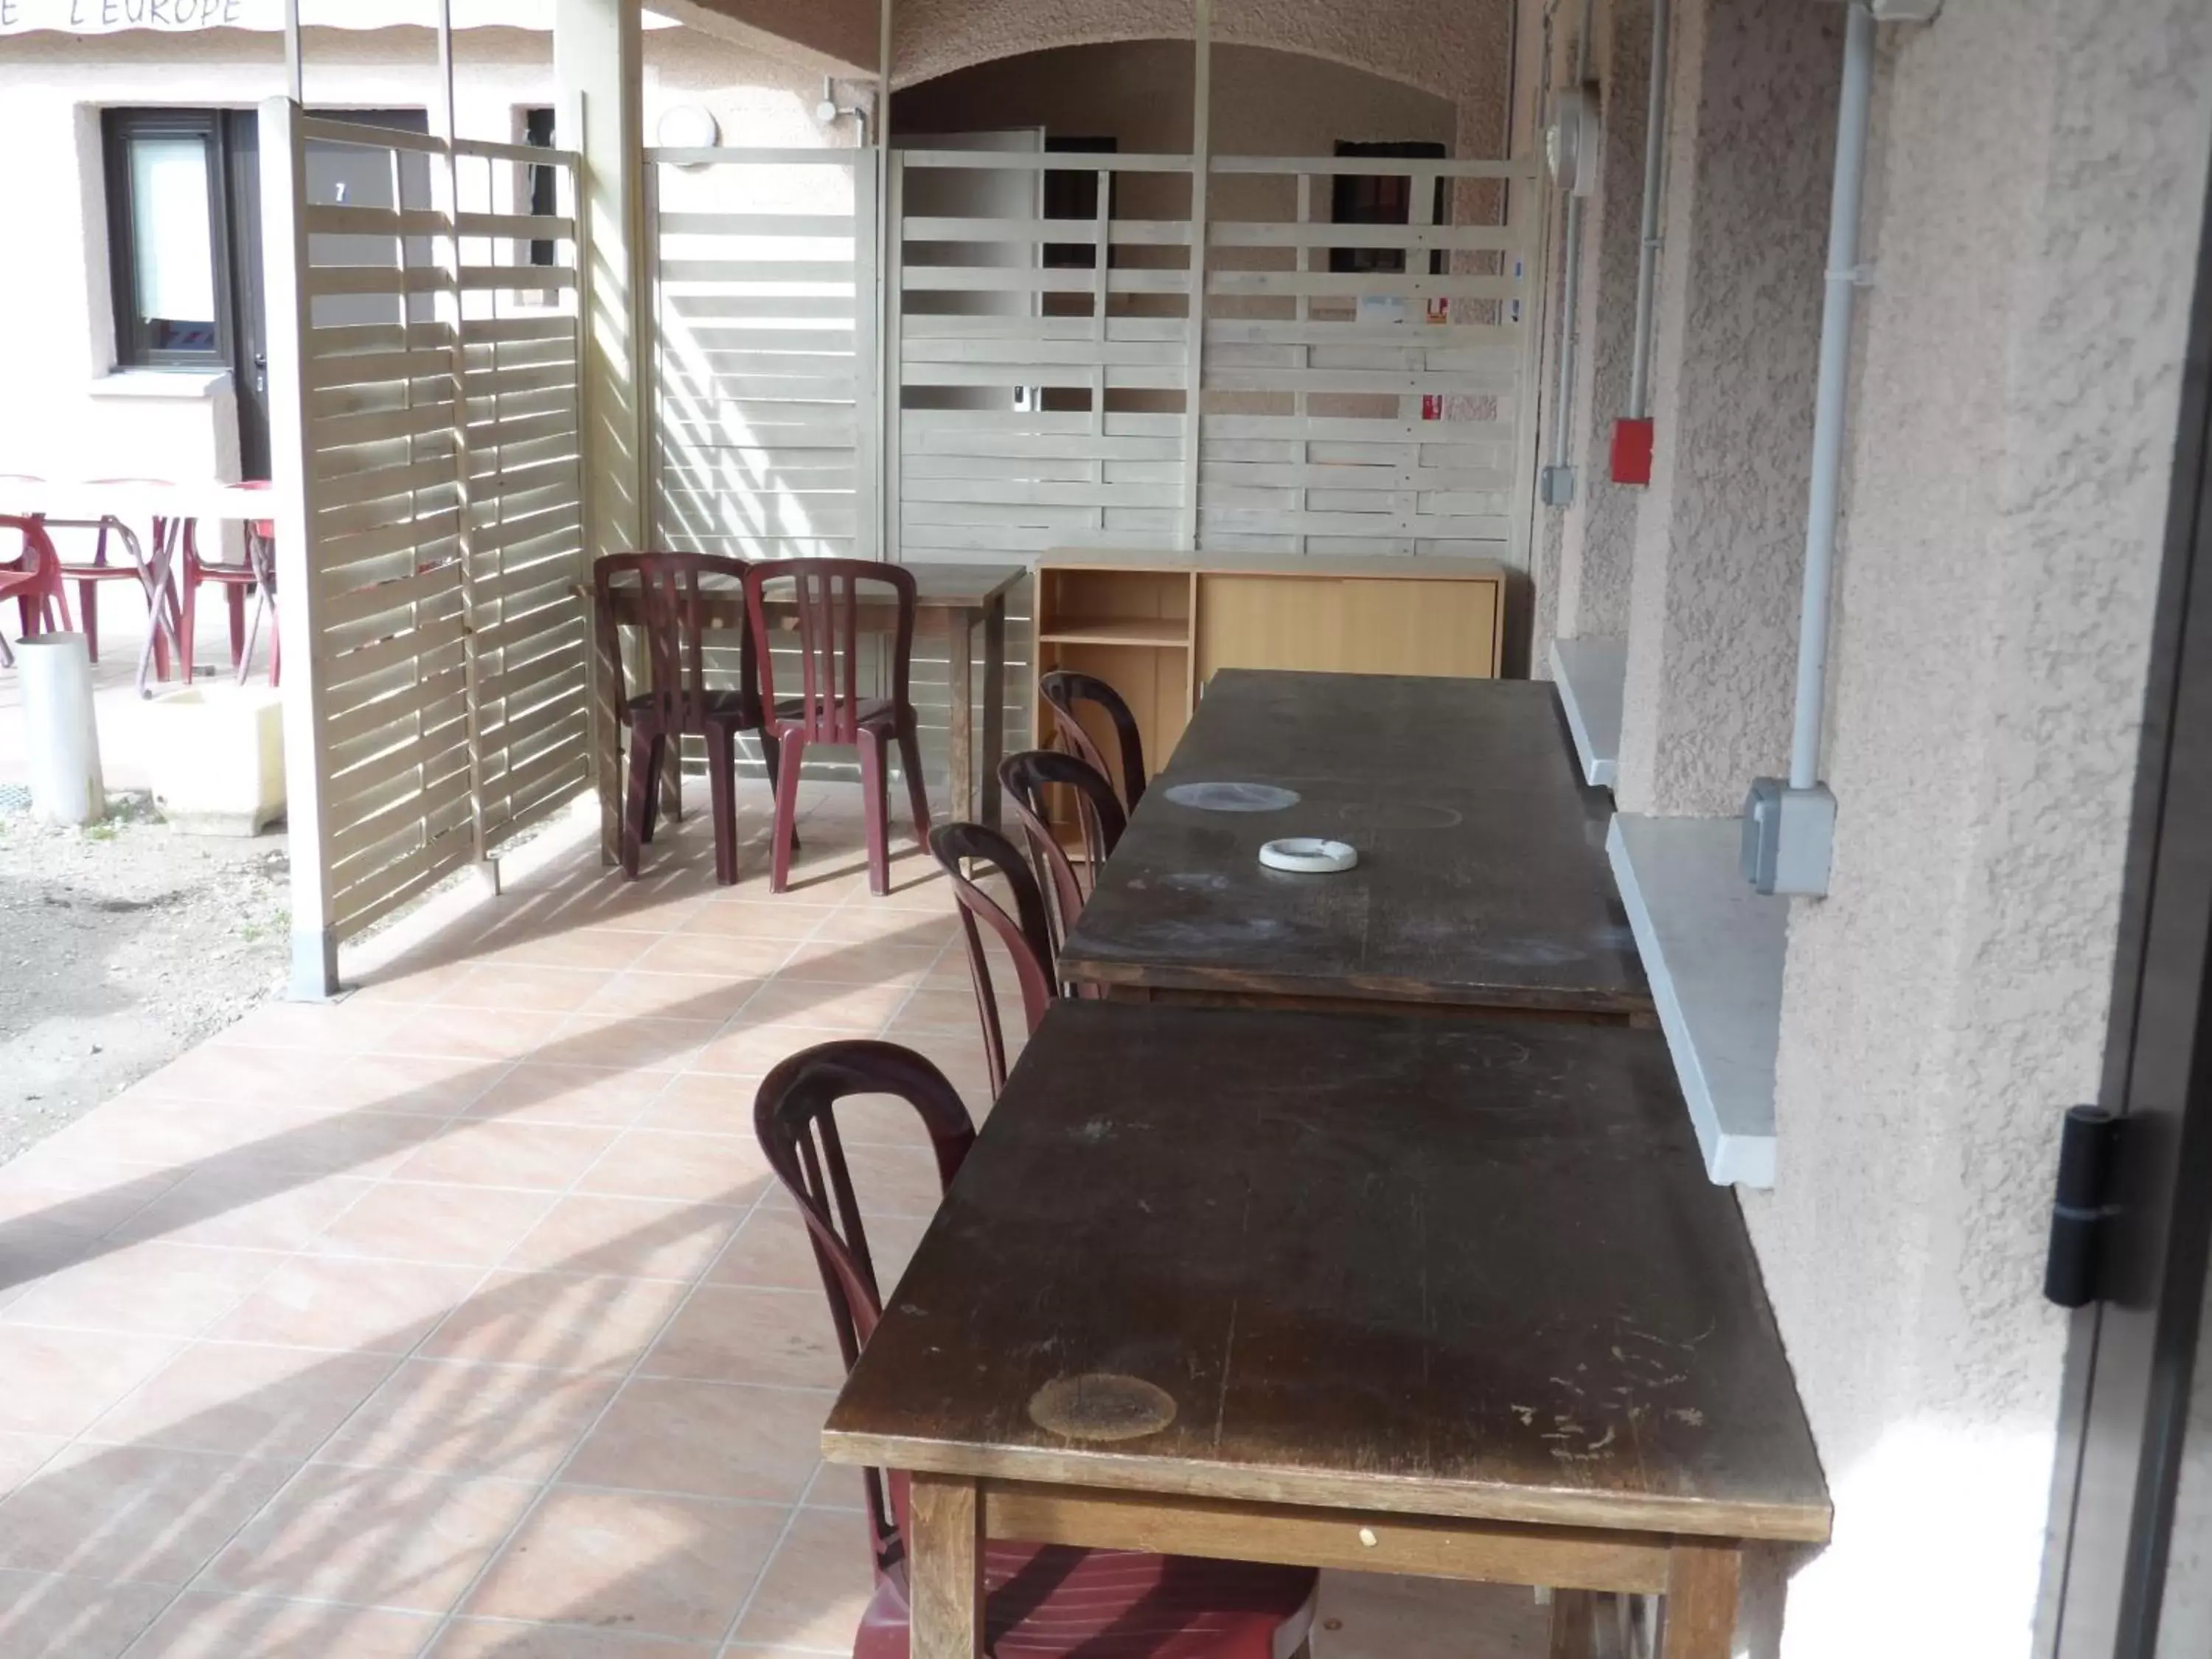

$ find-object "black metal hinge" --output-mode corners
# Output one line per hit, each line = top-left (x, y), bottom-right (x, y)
(2045, 1105), (2125, 1309)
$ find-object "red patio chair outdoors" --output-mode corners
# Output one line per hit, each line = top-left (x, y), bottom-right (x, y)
(1040, 667), (1149, 811)
(752, 1039), (1319, 1659)
(744, 557), (931, 897)
(927, 821), (1057, 1095)
(592, 550), (775, 886)
(1000, 748), (1127, 959)
(0, 515), (72, 669)
(83, 478), (193, 694)
(182, 480), (278, 685)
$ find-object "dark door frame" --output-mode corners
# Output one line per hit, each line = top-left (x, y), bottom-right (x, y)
(2045, 139), (2212, 1658)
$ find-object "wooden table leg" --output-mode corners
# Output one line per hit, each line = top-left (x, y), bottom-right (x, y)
(908, 1472), (985, 1659)
(980, 594), (1006, 832)
(947, 606), (978, 824)
(1548, 1590), (1600, 1658)
(1660, 1540), (1741, 1658)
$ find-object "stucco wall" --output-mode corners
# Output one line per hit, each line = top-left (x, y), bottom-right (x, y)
(1550, 0), (1649, 646)
(1750, 1), (2212, 1652)
(1612, 0), (1836, 818)
(0, 23), (834, 492)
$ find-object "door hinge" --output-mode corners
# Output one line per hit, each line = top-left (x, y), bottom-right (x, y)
(2044, 1105), (2124, 1309)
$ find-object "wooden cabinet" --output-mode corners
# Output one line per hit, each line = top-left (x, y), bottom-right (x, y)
(1032, 551), (1505, 776)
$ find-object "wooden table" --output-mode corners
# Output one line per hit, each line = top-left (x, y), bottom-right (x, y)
(590, 560), (1025, 856)
(1057, 669), (1653, 1020)
(821, 1003), (1831, 1658)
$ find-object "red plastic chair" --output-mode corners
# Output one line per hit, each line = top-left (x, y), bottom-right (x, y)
(745, 558), (931, 897)
(0, 516), (72, 669)
(1040, 668), (1149, 811)
(181, 481), (277, 685)
(83, 478), (192, 693)
(927, 822), (1057, 1096)
(752, 1040), (1318, 1659)
(1000, 748), (1128, 959)
(592, 551), (775, 886)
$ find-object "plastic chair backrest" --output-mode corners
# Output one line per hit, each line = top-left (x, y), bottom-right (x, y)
(927, 822), (1057, 1095)
(1040, 668), (1148, 810)
(1000, 748), (1127, 955)
(0, 515), (60, 580)
(744, 558), (917, 742)
(754, 1040), (975, 1579)
(592, 551), (754, 733)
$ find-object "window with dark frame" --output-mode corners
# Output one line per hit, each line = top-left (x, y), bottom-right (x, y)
(1329, 140), (1448, 276)
(103, 108), (241, 368)
(523, 106), (558, 268)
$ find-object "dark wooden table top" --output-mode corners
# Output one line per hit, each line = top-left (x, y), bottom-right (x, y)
(1057, 671), (1651, 1015)
(822, 1003), (1830, 1543)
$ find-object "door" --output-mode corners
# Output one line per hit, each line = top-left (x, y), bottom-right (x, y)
(2047, 147), (2212, 1657)
(225, 111), (269, 482)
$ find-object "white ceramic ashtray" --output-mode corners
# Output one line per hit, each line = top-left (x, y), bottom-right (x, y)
(1258, 838), (1359, 874)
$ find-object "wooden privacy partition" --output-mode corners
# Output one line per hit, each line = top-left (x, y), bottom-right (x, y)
(263, 100), (588, 995)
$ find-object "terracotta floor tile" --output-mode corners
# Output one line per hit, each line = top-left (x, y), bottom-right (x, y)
(687, 1023), (852, 1080)
(460, 1485), (784, 1641)
(428, 1618), (717, 1657)
(775, 939), (942, 987)
(102, 1167), (379, 1253)
(84, 1341), (401, 1461)
(632, 932), (800, 979)
(709, 1206), (929, 1305)
(549, 881), (717, 936)
(0, 1442), (293, 1583)
(394, 1121), (623, 1192)
(349, 958), (476, 1006)
(208, 1258), (485, 1354)
(1, 1242), (285, 1337)
(881, 987), (1007, 1036)
(125, 1593), (439, 1658)
(580, 971), (771, 1023)
(0, 1432), (61, 1497)
(417, 1270), (692, 1374)
(633, 1074), (759, 1137)
(473, 927), (656, 974)
(462, 1064), (670, 1130)
(320, 1053), (512, 1118)
(804, 905), (958, 949)
(577, 1130), (774, 1207)
(199, 1464), (541, 1613)
(312, 1184), (560, 1265)
(676, 902), (831, 944)
(132, 1045), (351, 1107)
(540, 1015), (723, 1074)
(730, 1503), (875, 1652)
(837, 1141), (960, 1220)
(503, 1194), (745, 1283)
(371, 1006), (569, 1065)
(0, 1327), (181, 1435)
(0, 1569), (174, 1659)
(314, 1358), (620, 1483)
(563, 1377), (826, 1504)
(726, 981), (911, 1034)
(638, 1287), (843, 1390)
(211, 1000), (386, 1052)
(445, 964), (616, 1014)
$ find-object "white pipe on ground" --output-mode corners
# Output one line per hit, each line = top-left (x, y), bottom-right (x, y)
(1787, 0), (1875, 791)
(1624, 0), (1669, 419)
(19, 635), (105, 827)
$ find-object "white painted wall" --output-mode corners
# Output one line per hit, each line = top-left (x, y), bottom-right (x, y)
(0, 21), (839, 495)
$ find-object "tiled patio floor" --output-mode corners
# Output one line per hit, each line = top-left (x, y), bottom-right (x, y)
(0, 783), (1548, 1658)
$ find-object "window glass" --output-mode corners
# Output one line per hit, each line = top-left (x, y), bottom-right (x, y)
(127, 134), (218, 352)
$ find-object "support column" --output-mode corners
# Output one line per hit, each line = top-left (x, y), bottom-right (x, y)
(1613, 0), (1840, 817)
(557, 0), (645, 861)
(1551, 0), (1654, 647)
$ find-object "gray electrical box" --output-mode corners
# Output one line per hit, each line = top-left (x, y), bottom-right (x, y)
(1741, 777), (1837, 897)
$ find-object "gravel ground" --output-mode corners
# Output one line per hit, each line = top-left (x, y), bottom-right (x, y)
(0, 796), (288, 1161)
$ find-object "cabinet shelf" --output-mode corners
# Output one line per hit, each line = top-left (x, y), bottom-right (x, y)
(1037, 618), (1192, 648)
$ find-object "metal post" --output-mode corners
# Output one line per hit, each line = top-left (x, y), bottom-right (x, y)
(1625, 0), (1671, 419)
(1179, 0), (1211, 549)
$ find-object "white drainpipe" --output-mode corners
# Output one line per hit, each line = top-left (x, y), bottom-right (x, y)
(1624, 0), (1669, 422)
(1540, 0), (1597, 508)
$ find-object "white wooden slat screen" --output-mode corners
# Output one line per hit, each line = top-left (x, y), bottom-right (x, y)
(266, 101), (587, 995)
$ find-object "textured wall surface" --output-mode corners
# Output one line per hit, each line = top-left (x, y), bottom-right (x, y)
(1613, 0), (1836, 817)
(1750, 1), (2212, 1652)
(1551, 0), (1650, 646)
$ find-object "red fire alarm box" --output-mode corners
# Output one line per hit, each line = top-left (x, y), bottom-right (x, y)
(1611, 418), (1655, 485)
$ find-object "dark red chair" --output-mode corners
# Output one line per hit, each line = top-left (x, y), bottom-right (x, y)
(752, 1040), (1318, 1659)
(0, 474), (148, 670)
(592, 551), (775, 886)
(181, 482), (277, 686)
(1040, 668), (1148, 811)
(83, 479), (194, 694)
(0, 516), (72, 669)
(1000, 748), (1127, 958)
(744, 558), (930, 897)
(927, 822), (1057, 1095)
